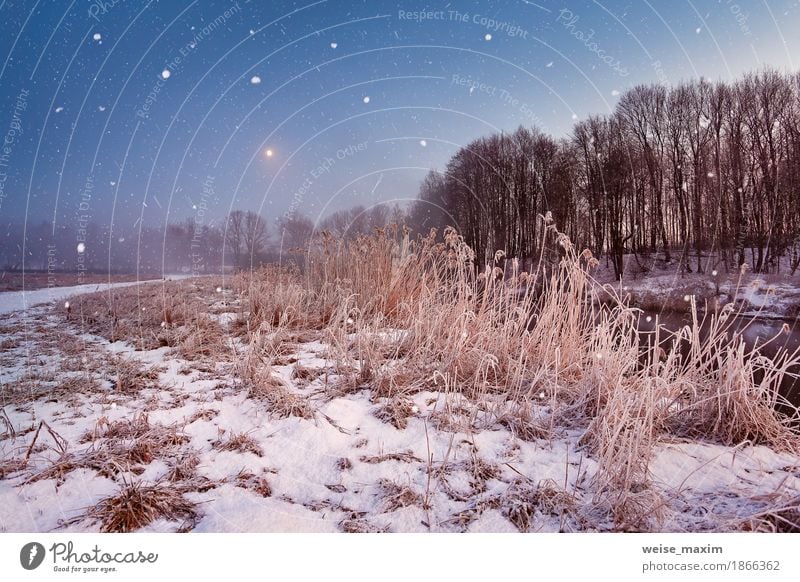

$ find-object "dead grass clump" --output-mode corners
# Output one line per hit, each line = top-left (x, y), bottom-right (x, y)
(82, 413), (150, 443)
(0, 337), (19, 350)
(497, 403), (553, 442)
(501, 479), (537, 532)
(658, 312), (800, 450)
(73, 416), (189, 474)
(82, 480), (198, 532)
(246, 370), (313, 419)
(0, 458), (26, 479)
(110, 356), (162, 395)
(291, 364), (324, 384)
(166, 452), (200, 482)
(68, 278), (222, 351)
(532, 479), (578, 518)
(501, 478), (579, 532)
(377, 479), (422, 512)
(175, 314), (229, 362)
(125, 429), (187, 465)
(236, 265), (317, 333)
(234, 470), (273, 497)
(374, 395), (416, 429)
(187, 408), (219, 424)
(212, 432), (263, 457)
(466, 456), (501, 491)
(580, 377), (668, 531)
(442, 496), (502, 531)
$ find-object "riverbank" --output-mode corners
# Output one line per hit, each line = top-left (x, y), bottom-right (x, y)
(0, 272), (163, 292)
(592, 262), (800, 322)
(1, 229), (798, 533)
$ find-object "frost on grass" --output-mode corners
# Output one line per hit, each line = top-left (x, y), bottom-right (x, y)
(1, 228), (799, 532)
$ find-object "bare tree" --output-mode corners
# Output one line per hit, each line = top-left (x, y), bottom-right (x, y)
(225, 210), (245, 269)
(277, 214), (315, 251)
(242, 211), (268, 264)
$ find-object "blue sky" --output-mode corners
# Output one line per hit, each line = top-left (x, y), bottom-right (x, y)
(0, 0), (798, 233)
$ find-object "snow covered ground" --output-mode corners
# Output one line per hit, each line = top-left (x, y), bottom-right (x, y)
(0, 281), (799, 533)
(0, 276), (194, 316)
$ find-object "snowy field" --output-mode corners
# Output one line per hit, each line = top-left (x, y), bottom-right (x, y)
(1, 278), (799, 533)
(0, 276), (197, 316)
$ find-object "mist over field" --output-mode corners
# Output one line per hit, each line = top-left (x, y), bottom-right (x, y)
(1, 1), (800, 541)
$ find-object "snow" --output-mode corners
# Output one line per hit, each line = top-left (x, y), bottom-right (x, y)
(0, 278), (181, 315)
(1, 281), (798, 533)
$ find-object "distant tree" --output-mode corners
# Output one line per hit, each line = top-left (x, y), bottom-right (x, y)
(408, 170), (449, 234)
(277, 214), (315, 251)
(242, 211), (268, 265)
(225, 210), (245, 268)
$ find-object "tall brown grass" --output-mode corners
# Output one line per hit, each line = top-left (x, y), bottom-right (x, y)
(237, 222), (799, 530)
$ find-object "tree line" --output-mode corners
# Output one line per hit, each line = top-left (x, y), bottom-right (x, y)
(409, 68), (800, 278)
(2, 203), (406, 274)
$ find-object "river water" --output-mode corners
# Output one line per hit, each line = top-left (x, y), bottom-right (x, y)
(634, 310), (800, 414)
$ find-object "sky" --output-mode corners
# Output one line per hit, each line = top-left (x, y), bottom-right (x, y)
(0, 0), (798, 238)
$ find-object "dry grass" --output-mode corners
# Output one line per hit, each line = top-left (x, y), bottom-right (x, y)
(234, 470), (272, 497)
(66, 278), (229, 361)
(81, 479), (198, 532)
(377, 478), (423, 512)
(746, 497), (800, 532)
(500, 478), (580, 532)
(27, 416), (189, 484)
(212, 431), (263, 457)
(166, 452), (200, 482)
(109, 356), (163, 395)
(374, 395), (416, 429)
(234, 224), (800, 531)
(238, 331), (314, 419)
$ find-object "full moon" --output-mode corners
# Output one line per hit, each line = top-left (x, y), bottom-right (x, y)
(265, 149), (273, 158)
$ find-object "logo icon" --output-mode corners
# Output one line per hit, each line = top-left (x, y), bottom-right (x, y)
(20, 542), (46, 570)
